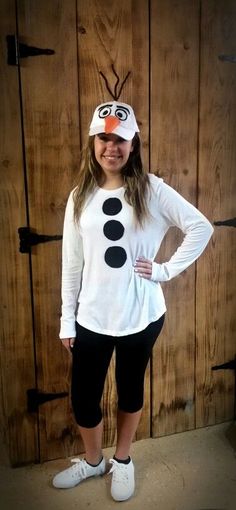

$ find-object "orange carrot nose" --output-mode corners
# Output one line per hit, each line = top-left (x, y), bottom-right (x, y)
(105, 116), (120, 134)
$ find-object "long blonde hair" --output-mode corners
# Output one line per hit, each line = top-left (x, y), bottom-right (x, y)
(73, 134), (151, 227)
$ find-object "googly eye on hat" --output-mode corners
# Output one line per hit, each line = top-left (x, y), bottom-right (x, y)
(89, 101), (139, 141)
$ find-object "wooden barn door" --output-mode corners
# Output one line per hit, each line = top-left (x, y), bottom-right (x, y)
(1, 0), (84, 465)
(15, 0), (83, 463)
(0, 0), (38, 466)
(1, 0), (150, 465)
(1, 0), (235, 467)
(196, 0), (236, 426)
(150, 0), (236, 437)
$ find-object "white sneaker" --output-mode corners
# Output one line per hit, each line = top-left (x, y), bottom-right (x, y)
(52, 457), (106, 489)
(109, 458), (135, 501)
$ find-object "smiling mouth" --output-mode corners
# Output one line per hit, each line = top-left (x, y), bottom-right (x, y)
(103, 155), (121, 160)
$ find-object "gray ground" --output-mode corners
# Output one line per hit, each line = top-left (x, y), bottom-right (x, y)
(1, 422), (236, 510)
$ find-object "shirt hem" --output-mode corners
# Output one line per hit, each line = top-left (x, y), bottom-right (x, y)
(76, 309), (167, 337)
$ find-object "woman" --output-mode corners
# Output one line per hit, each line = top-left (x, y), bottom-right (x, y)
(53, 101), (214, 501)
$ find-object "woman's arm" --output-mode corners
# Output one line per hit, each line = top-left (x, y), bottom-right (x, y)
(135, 180), (214, 282)
(59, 191), (84, 339)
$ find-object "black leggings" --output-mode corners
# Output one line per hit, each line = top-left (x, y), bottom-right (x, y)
(71, 315), (165, 428)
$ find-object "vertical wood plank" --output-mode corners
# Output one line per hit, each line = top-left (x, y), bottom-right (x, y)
(196, 0), (236, 426)
(130, 0), (150, 441)
(150, 0), (200, 436)
(0, 0), (38, 465)
(77, 0), (150, 445)
(18, 0), (83, 461)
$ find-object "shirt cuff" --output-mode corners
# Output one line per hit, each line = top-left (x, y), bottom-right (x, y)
(151, 262), (170, 282)
(59, 320), (76, 339)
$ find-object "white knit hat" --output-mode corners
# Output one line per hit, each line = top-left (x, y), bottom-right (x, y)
(89, 101), (139, 141)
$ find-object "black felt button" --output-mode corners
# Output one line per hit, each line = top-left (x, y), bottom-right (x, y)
(103, 220), (124, 241)
(104, 247), (127, 268)
(102, 198), (122, 216)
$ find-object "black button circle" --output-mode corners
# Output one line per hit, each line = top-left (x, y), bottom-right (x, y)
(103, 220), (124, 241)
(102, 198), (122, 216)
(104, 246), (127, 268)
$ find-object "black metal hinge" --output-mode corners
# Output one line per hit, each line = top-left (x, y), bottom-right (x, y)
(212, 359), (236, 371)
(6, 34), (55, 66)
(218, 54), (236, 63)
(18, 226), (62, 253)
(212, 357), (236, 419)
(27, 388), (68, 413)
(214, 217), (236, 228)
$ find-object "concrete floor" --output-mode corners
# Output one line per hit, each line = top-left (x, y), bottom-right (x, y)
(1, 423), (236, 510)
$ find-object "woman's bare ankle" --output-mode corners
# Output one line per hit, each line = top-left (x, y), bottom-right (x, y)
(85, 453), (103, 466)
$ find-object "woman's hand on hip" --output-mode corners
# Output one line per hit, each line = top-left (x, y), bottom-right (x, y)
(61, 338), (75, 352)
(134, 257), (152, 279)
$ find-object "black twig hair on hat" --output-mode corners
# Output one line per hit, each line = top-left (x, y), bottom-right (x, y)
(99, 64), (131, 100)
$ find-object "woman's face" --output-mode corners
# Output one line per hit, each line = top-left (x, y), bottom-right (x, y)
(94, 133), (133, 178)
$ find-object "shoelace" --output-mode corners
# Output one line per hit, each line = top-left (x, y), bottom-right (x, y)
(108, 459), (129, 484)
(70, 458), (88, 480)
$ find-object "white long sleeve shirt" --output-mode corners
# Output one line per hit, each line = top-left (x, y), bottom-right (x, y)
(59, 174), (213, 338)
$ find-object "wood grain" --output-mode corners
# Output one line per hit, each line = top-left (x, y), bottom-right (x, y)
(196, 0), (236, 426)
(2, 0), (235, 466)
(77, 0), (150, 446)
(150, 0), (200, 436)
(17, 0), (83, 461)
(0, 0), (38, 465)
